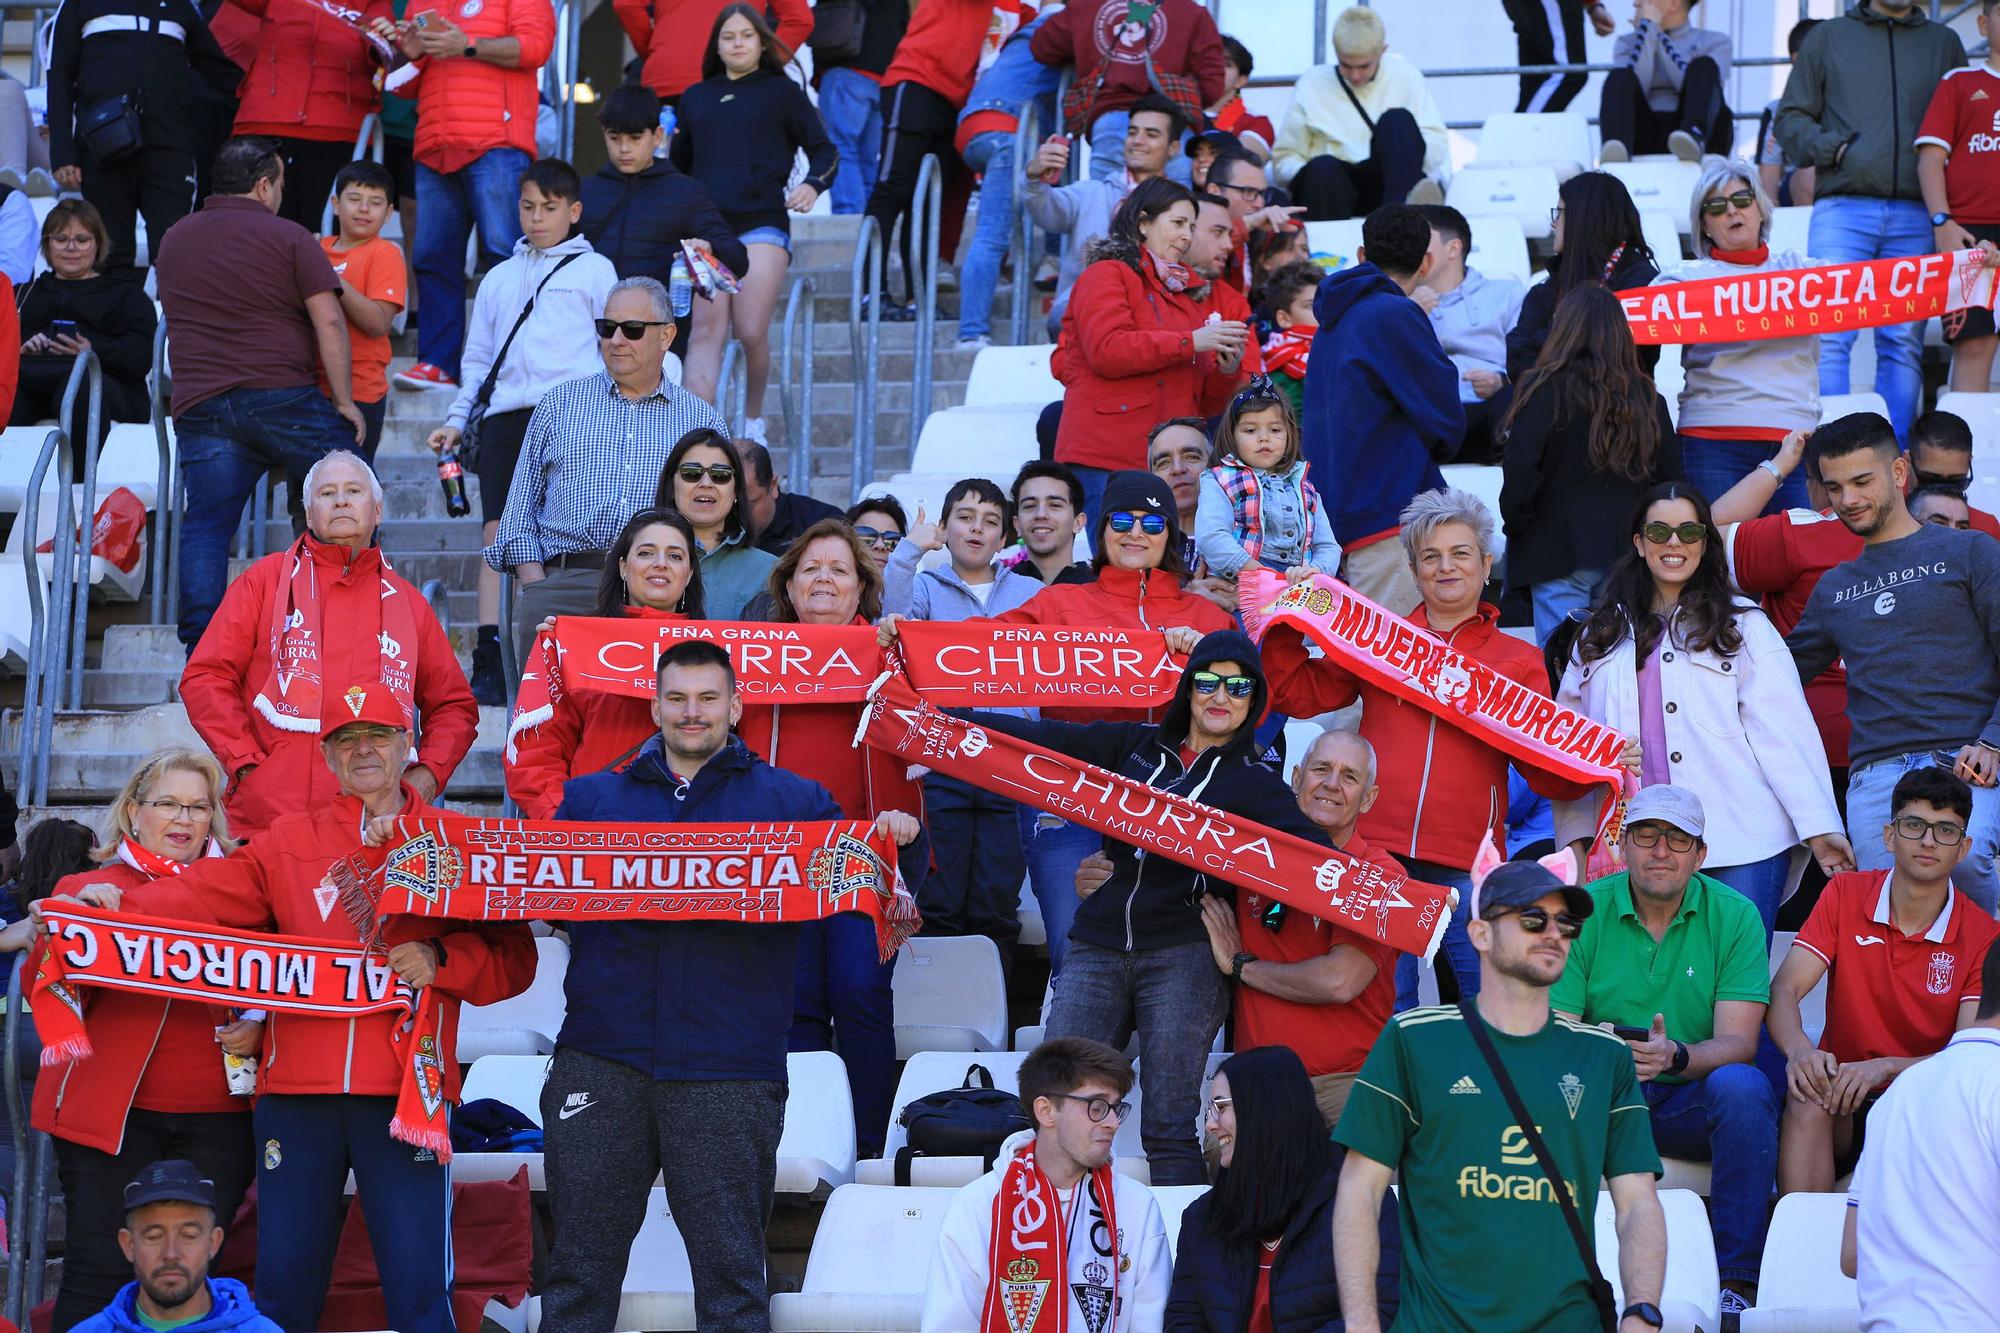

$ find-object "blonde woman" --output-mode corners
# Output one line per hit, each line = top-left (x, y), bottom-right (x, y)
(30, 748), (260, 1330)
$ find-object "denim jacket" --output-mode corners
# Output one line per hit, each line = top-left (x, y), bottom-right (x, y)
(957, 11), (1059, 129)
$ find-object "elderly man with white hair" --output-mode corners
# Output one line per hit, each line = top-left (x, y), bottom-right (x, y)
(1270, 5), (1449, 221)
(486, 274), (727, 666)
(180, 449), (479, 838)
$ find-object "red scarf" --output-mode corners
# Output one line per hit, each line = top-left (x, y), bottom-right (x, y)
(1620, 248), (1999, 345)
(892, 622), (1184, 709)
(1710, 244), (1769, 266)
(984, 1139), (1121, 1333)
(252, 537), (419, 735)
(115, 835), (224, 880)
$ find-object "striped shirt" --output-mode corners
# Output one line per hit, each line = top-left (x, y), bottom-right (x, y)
(484, 371), (727, 569)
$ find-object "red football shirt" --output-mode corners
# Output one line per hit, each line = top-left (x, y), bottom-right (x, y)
(1972, 505), (2000, 541)
(1916, 65), (2000, 225)
(1792, 869), (2000, 1067)
(1232, 832), (1401, 1077)
(1724, 509), (1862, 766)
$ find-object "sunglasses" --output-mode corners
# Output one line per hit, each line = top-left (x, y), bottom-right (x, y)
(1642, 521), (1708, 546)
(1106, 511), (1168, 535)
(676, 462), (736, 486)
(1625, 823), (1698, 853)
(1891, 814), (1967, 846)
(853, 525), (903, 547)
(1483, 906), (1584, 939)
(1913, 469), (1972, 494)
(1191, 671), (1256, 698)
(595, 317), (673, 340)
(1699, 190), (1759, 216)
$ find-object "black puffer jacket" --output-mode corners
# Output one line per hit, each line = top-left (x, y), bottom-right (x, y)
(1506, 243), (1661, 383)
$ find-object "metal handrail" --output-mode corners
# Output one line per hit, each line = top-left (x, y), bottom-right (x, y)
(542, 0), (584, 161)
(149, 322), (171, 626)
(778, 275), (816, 481)
(847, 214), (883, 501)
(421, 577), (452, 633)
(907, 154), (943, 457)
(4, 956), (51, 1326)
(1010, 102), (1043, 348)
(63, 347), (105, 712)
(19, 354), (94, 807)
(498, 569), (519, 712)
(716, 340), (748, 435)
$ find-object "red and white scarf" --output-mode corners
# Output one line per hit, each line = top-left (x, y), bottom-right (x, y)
(252, 537), (419, 735)
(115, 834), (225, 880)
(984, 1138), (1122, 1333)
(1148, 251), (1194, 294)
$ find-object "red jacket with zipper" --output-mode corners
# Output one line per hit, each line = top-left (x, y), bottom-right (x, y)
(397, 0), (555, 170)
(613, 0), (814, 101)
(114, 786), (536, 1102)
(180, 535), (480, 839)
(1261, 603), (1591, 869)
(227, 0), (392, 143)
(31, 863), (243, 1155)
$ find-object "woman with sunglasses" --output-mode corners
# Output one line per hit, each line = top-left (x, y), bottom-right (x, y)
(1506, 171), (1657, 382)
(1167, 1046), (1400, 1332)
(30, 749), (259, 1329)
(845, 495), (910, 573)
(1557, 483), (1851, 934)
(505, 507), (709, 820)
(653, 427), (776, 619)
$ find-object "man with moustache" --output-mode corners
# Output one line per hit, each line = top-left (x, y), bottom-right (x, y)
(71, 1161), (281, 1333)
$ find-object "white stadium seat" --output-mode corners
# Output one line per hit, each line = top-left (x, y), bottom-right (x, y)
(769, 1185), (961, 1331)
(1818, 392), (1890, 426)
(908, 405), (1041, 481)
(1604, 161), (1701, 232)
(778, 1051), (858, 1198)
(1739, 1194), (1859, 1331)
(0, 425), (60, 513)
(95, 421), (173, 510)
(1935, 390), (2000, 466)
(1464, 215), (1533, 284)
(0, 560), (47, 671)
(1446, 165), (1561, 241)
(1654, 343), (1686, 428)
(1640, 210), (1686, 266)
(1595, 1188), (1720, 1333)
(1016, 877), (1045, 948)
(1769, 206), (1812, 257)
(1440, 465), (1505, 557)
(1152, 1184), (1209, 1258)
(525, 1187), (701, 1332)
(1304, 219), (1366, 272)
(1, 482), (148, 602)
(1769, 931), (1828, 1047)
(1475, 111), (1592, 179)
(458, 935), (570, 1062)
(861, 474), (956, 530)
(962, 345), (1058, 408)
(892, 935), (1009, 1058)
(452, 1054), (550, 1188)
(858, 1050), (1029, 1187)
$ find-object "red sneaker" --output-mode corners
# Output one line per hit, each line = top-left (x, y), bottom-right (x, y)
(394, 362), (458, 391)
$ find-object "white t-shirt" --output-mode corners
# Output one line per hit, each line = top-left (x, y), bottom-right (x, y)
(963, 578), (997, 608)
(1849, 1027), (2000, 1330)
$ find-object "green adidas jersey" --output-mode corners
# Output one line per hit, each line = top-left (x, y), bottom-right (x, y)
(1334, 1004), (1662, 1332)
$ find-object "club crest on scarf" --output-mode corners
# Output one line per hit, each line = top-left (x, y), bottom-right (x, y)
(383, 830), (464, 906)
(1002, 1258), (1051, 1333)
(412, 1032), (445, 1118)
(808, 832), (888, 907)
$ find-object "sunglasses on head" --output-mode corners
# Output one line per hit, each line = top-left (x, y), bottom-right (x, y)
(1642, 521), (1708, 546)
(1191, 671), (1256, 698)
(1699, 190), (1759, 216)
(1913, 469), (1972, 494)
(595, 317), (673, 340)
(1482, 905), (1584, 939)
(1106, 510), (1168, 535)
(676, 462), (736, 485)
(854, 525), (903, 547)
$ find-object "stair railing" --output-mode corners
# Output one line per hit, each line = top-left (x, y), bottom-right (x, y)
(63, 346), (105, 711)
(717, 339), (748, 435)
(19, 352), (95, 806)
(907, 154), (943, 456)
(847, 215), (883, 500)
(778, 275), (816, 486)
(1010, 101), (1043, 348)
(4, 956), (52, 1325)
(148, 322), (172, 626)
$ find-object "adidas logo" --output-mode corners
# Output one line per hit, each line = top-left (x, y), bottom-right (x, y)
(1449, 1075), (1481, 1095)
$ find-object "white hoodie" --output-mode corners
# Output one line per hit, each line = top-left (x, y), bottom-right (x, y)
(921, 1130), (1171, 1333)
(444, 233), (618, 428)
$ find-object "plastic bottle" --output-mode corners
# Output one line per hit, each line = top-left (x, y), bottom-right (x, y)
(656, 106), (676, 159)
(437, 445), (471, 518)
(668, 255), (695, 319)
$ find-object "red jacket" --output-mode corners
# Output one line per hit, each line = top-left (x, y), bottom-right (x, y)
(1192, 275), (1263, 372)
(31, 862), (243, 1154)
(227, 0), (392, 143)
(116, 787), (536, 1101)
(399, 0), (554, 171)
(880, 0), (996, 105)
(1261, 603), (1591, 870)
(180, 535), (480, 839)
(614, 0), (814, 101)
(1052, 242), (1248, 472)
(505, 607), (679, 820)
(1029, 0), (1226, 128)
(987, 565), (1233, 722)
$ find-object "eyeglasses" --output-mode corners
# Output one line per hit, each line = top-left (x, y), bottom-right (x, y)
(1891, 814), (1967, 846)
(675, 462), (736, 486)
(1642, 521), (1708, 546)
(1482, 906), (1584, 939)
(1055, 1093), (1132, 1123)
(1699, 190), (1759, 217)
(594, 317), (673, 340)
(1913, 468), (1972, 494)
(1624, 823), (1699, 853)
(1106, 511), (1168, 535)
(48, 234), (95, 249)
(1549, 204), (1565, 227)
(853, 525), (903, 548)
(135, 798), (215, 822)
(1205, 1096), (1234, 1118)
(1218, 180), (1266, 203)
(1191, 671), (1256, 698)
(328, 725), (403, 747)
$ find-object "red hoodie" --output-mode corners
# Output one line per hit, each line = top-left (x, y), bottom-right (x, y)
(116, 786), (536, 1101)
(1262, 603), (1591, 869)
(881, 0), (1014, 106)
(1030, 0), (1226, 129)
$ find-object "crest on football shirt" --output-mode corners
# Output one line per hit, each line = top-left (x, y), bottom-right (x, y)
(1559, 1072), (1585, 1121)
(1928, 950), (1956, 997)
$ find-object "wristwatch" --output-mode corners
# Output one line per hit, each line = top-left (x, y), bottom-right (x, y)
(1622, 1303), (1664, 1329)
(1757, 459), (1784, 481)
(1933, 211), (1953, 228)
(1229, 951), (1256, 982)
(1669, 1039), (1690, 1075)
(464, 40), (478, 58)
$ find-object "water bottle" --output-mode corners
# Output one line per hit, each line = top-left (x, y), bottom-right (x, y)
(668, 255), (695, 319)
(437, 444), (471, 518)
(656, 105), (676, 159)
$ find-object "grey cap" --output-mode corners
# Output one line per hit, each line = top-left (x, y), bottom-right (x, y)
(1624, 784), (1706, 839)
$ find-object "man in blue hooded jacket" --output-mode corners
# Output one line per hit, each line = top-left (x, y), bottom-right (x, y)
(1303, 203), (1465, 618)
(72, 1160), (280, 1333)
(537, 639), (920, 1333)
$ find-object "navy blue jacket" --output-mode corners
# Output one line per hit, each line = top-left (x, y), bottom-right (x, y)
(1165, 1158), (1401, 1333)
(553, 734), (845, 1081)
(1303, 263), (1465, 546)
(581, 159), (750, 289)
(968, 629), (1335, 954)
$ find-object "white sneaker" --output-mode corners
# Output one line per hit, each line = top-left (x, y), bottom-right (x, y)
(956, 335), (993, 352)
(741, 416), (769, 444)
(1668, 129), (1704, 162)
(1599, 140), (1631, 164)
(1405, 178), (1445, 207)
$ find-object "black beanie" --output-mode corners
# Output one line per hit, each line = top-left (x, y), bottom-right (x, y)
(1096, 470), (1181, 545)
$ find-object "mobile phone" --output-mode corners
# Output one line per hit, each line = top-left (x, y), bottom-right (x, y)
(1611, 1025), (1651, 1042)
(49, 319), (77, 341)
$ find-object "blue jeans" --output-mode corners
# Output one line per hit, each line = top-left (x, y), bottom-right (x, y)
(1393, 859), (1478, 1012)
(1046, 938), (1227, 1185)
(414, 147), (529, 379)
(1705, 850), (1792, 938)
(1071, 465), (1112, 549)
(959, 129), (1017, 342)
(1680, 434), (1810, 517)
(1529, 568), (1604, 645)
(820, 66), (883, 215)
(1847, 749), (2000, 914)
(253, 1094), (454, 1333)
(1645, 1066), (1778, 1284)
(1807, 195), (1930, 443)
(174, 384), (358, 648)
(790, 912), (896, 1157)
(1020, 806), (1099, 977)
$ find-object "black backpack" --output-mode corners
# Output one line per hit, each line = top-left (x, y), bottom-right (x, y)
(894, 1062), (1031, 1185)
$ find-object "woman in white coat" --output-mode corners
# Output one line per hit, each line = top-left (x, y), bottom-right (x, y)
(1555, 481), (1854, 933)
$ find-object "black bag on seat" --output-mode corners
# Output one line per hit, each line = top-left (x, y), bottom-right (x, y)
(894, 1062), (1030, 1185)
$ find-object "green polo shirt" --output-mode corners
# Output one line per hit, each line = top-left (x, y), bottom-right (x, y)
(1549, 872), (1770, 1085)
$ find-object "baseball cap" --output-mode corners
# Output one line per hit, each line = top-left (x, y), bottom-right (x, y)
(1473, 860), (1593, 923)
(1097, 470), (1181, 543)
(318, 684), (413, 741)
(1624, 784), (1706, 839)
(123, 1159), (216, 1212)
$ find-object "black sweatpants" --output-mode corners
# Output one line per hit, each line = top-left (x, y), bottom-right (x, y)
(272, 135), (361, 237)
(1502, 0), (1588, 112)
(539, 1047), (785, 1332)
(1288, 108), (1427, 221)
(865, 81), (960, 306)
(918, 771), (1025, 952)
(11, 358), (149, 454)
(81, 143), (194, 280)
(1598, 58), (1735, 158)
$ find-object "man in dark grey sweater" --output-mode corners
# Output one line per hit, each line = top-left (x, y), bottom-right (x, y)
(1789, 412), (2000, 913)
